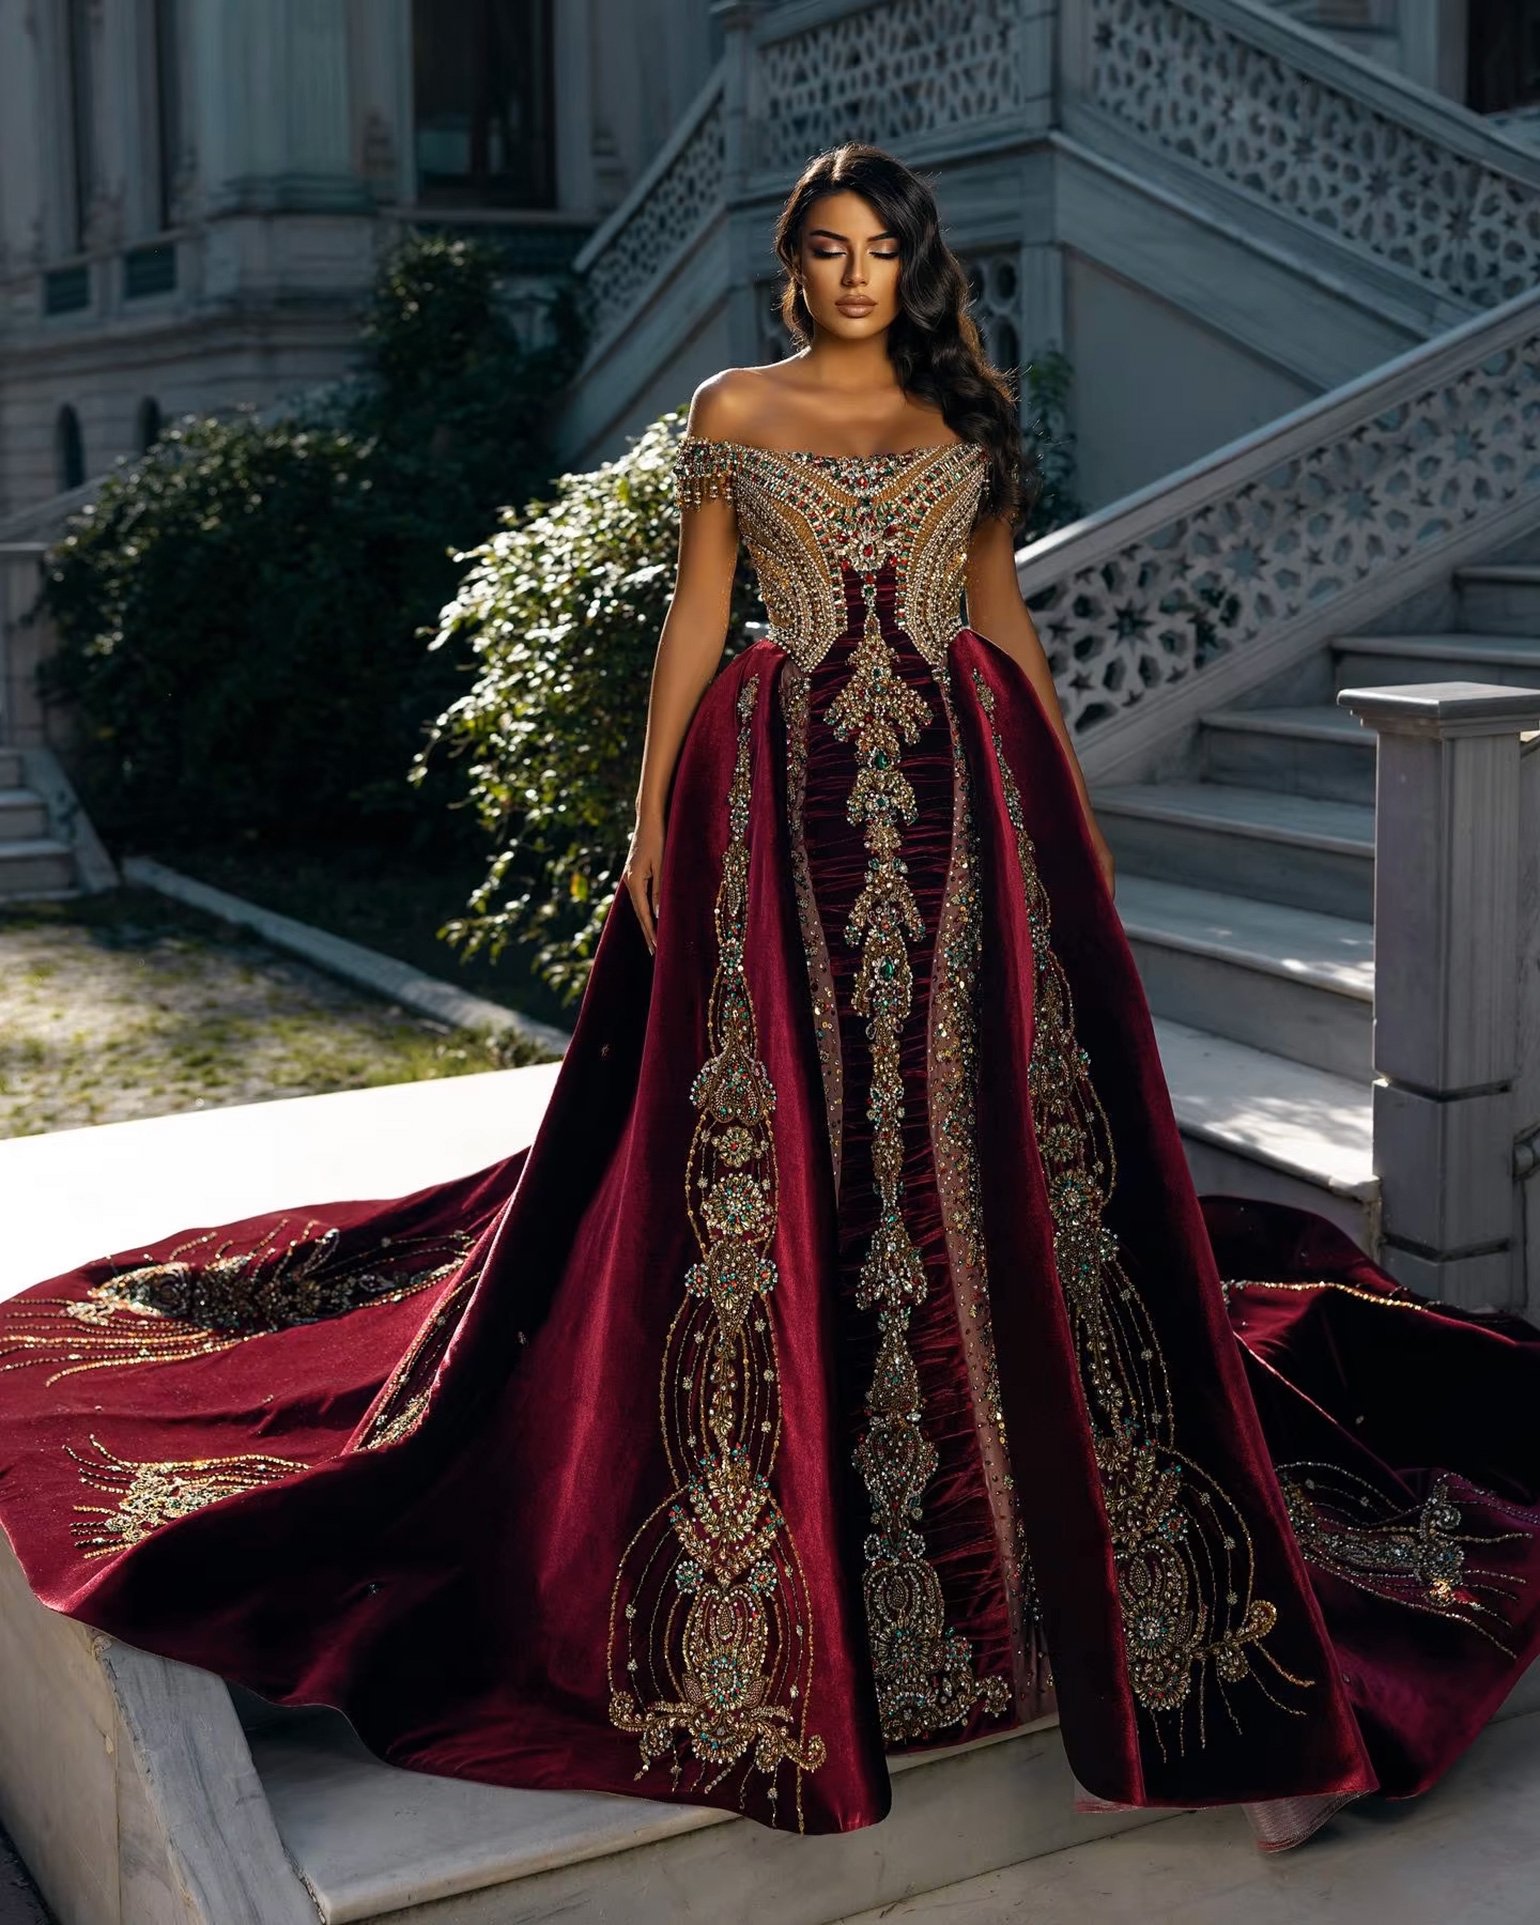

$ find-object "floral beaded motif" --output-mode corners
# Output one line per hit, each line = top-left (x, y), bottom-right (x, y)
(0, 1224), (479, 1384)
(607, 674), (827, 1829)
(928, 665), (1046, 1710)
(66, 1435), (309, 1558)
(971, 665), (1315, 1758)
(1276, 1463), (1533, 1652)
(828, 583), (1011, 1743)
(673, 434), (988, 671)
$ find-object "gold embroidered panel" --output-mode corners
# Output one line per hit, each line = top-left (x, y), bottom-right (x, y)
(829, 593), (1012, 1743)
(673, 435), (988, 671)
(606, 673), (827, 1829)
(971, 665), (1316, 1760)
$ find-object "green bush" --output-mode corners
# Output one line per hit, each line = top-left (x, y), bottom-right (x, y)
(1019, 346), (1082, 539)
(38, 232), (584, 856)
(412, 409), (762, 1006)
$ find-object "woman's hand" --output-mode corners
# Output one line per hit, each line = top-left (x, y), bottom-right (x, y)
(1088, 820), (1116, 899)
(624, 815), (664, 956)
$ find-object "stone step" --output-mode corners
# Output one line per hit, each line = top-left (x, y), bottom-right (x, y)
(241, 1700), (1172, 1925)
(0, 748), (24, 789)
(1152, 1014), (1377, 1246)
(1117, 875), (1373, 1079)
(1334, 631), (1540, 689)
(1453, 563), (1540, 637)
(1199, 702), (1375, 804)
(0, 787), (49, 843)
(0, 836), (75, 900)
(837, 1681), (1540, 1924)
(1095, 781), (1375, 920)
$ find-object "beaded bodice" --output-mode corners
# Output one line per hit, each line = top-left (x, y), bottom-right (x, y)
(673, 434), (990, 671)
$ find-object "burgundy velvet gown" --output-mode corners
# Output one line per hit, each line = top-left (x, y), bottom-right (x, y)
(2, 431), (1539, 1851)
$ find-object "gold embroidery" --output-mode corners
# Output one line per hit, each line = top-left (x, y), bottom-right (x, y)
(780, 658), (843, 1192)
(608, 674), (826, 1828)
(1277, 1462), (1532, 1653)
(66, 1434), (308, 1558)
(929, 663), (1046, 1711)
(0, 1225), (479, 1384)
(833, 589), (1010, 1743)
(1223, 1277), (1441, 1314)
(354, 1261), (486, 1450)
(972, 665), (1311, 1754)
(673, 434), (988, 671)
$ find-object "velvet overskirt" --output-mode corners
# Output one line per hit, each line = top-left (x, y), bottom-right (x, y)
(1, 626), (1538, 1839)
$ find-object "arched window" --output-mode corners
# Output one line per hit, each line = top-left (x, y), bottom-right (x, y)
(412, 0), (555, 208)
(56, 405), (86, 491)
(137, 397), (163, 453)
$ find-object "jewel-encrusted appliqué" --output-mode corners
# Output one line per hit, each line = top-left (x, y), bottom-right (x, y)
(607, 673), (827, 1828)
(673, 434), (987, 671)
(1276, 1462), (1533, 1652)
(0, 1224), (479, 1384)
(833, 588), (1011, 1744)
(971, 665), (1313, 1756)
(65, 1434), (309, 1558)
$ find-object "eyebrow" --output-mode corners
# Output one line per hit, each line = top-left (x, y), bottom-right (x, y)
(807, 227), (899, 243)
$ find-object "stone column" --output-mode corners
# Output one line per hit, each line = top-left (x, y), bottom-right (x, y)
(1339, 679), (1540, 1309)
(715, 0), (767, 368)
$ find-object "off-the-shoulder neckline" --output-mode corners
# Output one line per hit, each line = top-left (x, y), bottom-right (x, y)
(678, 432), (982, 464)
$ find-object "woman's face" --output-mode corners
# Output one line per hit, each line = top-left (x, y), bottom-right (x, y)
(796, 189), (903, 338)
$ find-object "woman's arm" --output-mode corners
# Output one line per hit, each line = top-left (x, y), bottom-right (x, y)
(963, 508), (1116, 897)
(625, 377), (746, 953)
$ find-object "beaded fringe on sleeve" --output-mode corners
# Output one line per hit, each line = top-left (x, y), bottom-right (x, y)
(674, 434), (740, 511)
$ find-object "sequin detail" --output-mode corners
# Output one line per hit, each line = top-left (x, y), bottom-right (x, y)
(673, 435), (987, 671)
(607, 674), (826, 1828)
(780, 657), (843, 1193)
(1277, 1463), (1533, 1653)
(65, 1435), (308, 1558)
(833, 587), (1011, 1743)
(928, 663), (1046, 1712)
(972, 665), (1311, 1756)
(354, 1261), (486, 1450)
(0, 1224), (479, 1385)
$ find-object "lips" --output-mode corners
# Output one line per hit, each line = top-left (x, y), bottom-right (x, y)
(837, 301), (875, 315)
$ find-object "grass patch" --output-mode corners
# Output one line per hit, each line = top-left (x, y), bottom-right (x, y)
(0, 885), (558, 1142)
(162, 842), (575, 1029)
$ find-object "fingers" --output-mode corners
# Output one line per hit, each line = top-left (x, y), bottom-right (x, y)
(628, 866), (657, 957)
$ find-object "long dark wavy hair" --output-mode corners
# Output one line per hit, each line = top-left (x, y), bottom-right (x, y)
(771, 141), (1036, 529)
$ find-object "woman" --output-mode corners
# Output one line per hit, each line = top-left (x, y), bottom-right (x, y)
(0, 141), (1537, 1855)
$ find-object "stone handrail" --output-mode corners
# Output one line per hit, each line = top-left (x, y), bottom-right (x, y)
(1018, 281), (1540, 756)
(745, 0), (1032, 182)
(571, 63), (727, 361)
(1065, 0), (1540, 309)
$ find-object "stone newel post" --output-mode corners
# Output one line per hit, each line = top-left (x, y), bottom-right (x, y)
(1338, 680), (1540, 1310)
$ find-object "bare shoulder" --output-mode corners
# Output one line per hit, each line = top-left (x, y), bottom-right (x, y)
(684, 365), (792, 446)
(684, 369), (757, 444)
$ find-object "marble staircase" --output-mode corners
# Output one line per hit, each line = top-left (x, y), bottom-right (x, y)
(1102, 559), (1540, 1245)
(0, 745), (78, 901)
